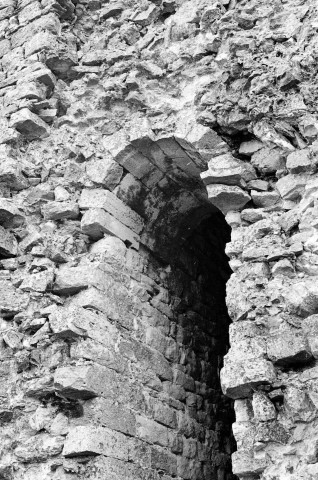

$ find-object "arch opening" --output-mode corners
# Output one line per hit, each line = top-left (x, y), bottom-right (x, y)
(138, 208), (238, 479)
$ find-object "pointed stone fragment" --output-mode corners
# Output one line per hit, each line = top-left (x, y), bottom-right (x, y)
(206, 184), (251, 214)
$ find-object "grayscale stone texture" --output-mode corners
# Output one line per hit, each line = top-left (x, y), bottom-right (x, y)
(0, 0), (318, 479)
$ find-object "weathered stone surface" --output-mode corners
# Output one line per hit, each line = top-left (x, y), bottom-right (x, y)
(81, 208), (140, 248)
(63, 426), (129, 460)
(0, 198), (24, 228)
(201, 153), (255, 186)
(49, 305), (114, 341)
(20, 270), (54, 292)
(286, 149), (313, 173)
(9, 108), (49, 139)
(86, 156), (123, 190)
(41, 201), (79, 220)
(207, 184), (251, 214)
(54, 364), (116, 399)
(232, 451), (267, 477)
(239, 140), (263, 156)
(267, 330), (313, 366)
(2, 1), (318, 479)
(252, 392), (276, 422)
(221, 359), (276, 399)
(83, 397), (136, 436)
(251, 147), (285, 174)
(0, 225), (18, 257)
(251, 190), (280, 208)
(275, 174), (308, 200)
(79, 189), (143, 233)
(285, 280), (318, 317)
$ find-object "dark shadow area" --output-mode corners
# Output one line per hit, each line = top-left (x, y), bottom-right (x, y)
(148, 211), (238, 479)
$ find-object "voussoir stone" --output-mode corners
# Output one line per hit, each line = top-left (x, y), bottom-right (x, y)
(79, 189), (143, 233)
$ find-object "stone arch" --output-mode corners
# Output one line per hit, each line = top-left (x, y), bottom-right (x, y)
(47, 123), (239, 479)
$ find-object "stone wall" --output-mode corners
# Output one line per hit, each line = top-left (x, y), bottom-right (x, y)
(1, 0), (318, 479)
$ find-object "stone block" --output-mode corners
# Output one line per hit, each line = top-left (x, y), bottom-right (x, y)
(150, 447), (178, 476)
(156, 137), (201, 178)
(177, 457), (202, 480)
(302, 314), (318, 358)
(0, 40), (10, 59)
(0, 279), (28, 315)
(79, 189), (143, 234)
(201, 153), (256, 186)
(0, 157), (28, 190)
(220, 358), (276, 399)
(151, 400), (177, 429)
(267, 330), (313, 367)
(63, 426), (129, 460)
(131, 4), (160, 26)
(251, 147), (285, 174)
(136, 415), (171, 447)
(206, 184), (251, 214)
(81, 208), (140, 249)
(247, 179), (268, 191)
(89, 235), (126, 263)
(272, 258), (295, 277)
(10, 108), (49, 140)
(83, 397), (136, 436)
(0, 225), (18, 257)
(255, 421), (289, 444)
(232, 451), (267, 477)
(4, 82), (47, 106)
(49, 304), (115, 341)
(54, 364), (116, 399)
(99, 2), (123, 19)
(53, 264), (105, 295)
(41, 201), (79, 220)
(71, 284), (134, 329)
(20, 270), (54, 293)
(78, 456), (150, 480)
(239, 140), (263, 156)
(70, 338), (127, 374)
(105, 131), (157, 180)
(299, 115), (318, 139)
(252, 392), (276, 421)
(15, 434), (64, 462)
(119, 338), (173, 381)
(114, 173), (147, 216)
(18, 1), (42, 24)
(241, 209), (266, 223)
(286, 148), (313, 173)
(18, 67), (57, 89)
(0, 198), (24, 228)
(86, 156), (123, 190)
(251, 191), (280, 208)
(285, 280), (318, 317)
(284, 385), (315, 422)
(275, 174), (307, 200)
(173, 369), (195, 392)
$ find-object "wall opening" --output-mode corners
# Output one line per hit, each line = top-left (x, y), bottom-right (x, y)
(143, 210), (238, 479)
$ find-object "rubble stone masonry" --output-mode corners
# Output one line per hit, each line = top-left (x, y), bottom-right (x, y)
(0, 0), (318, 479)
